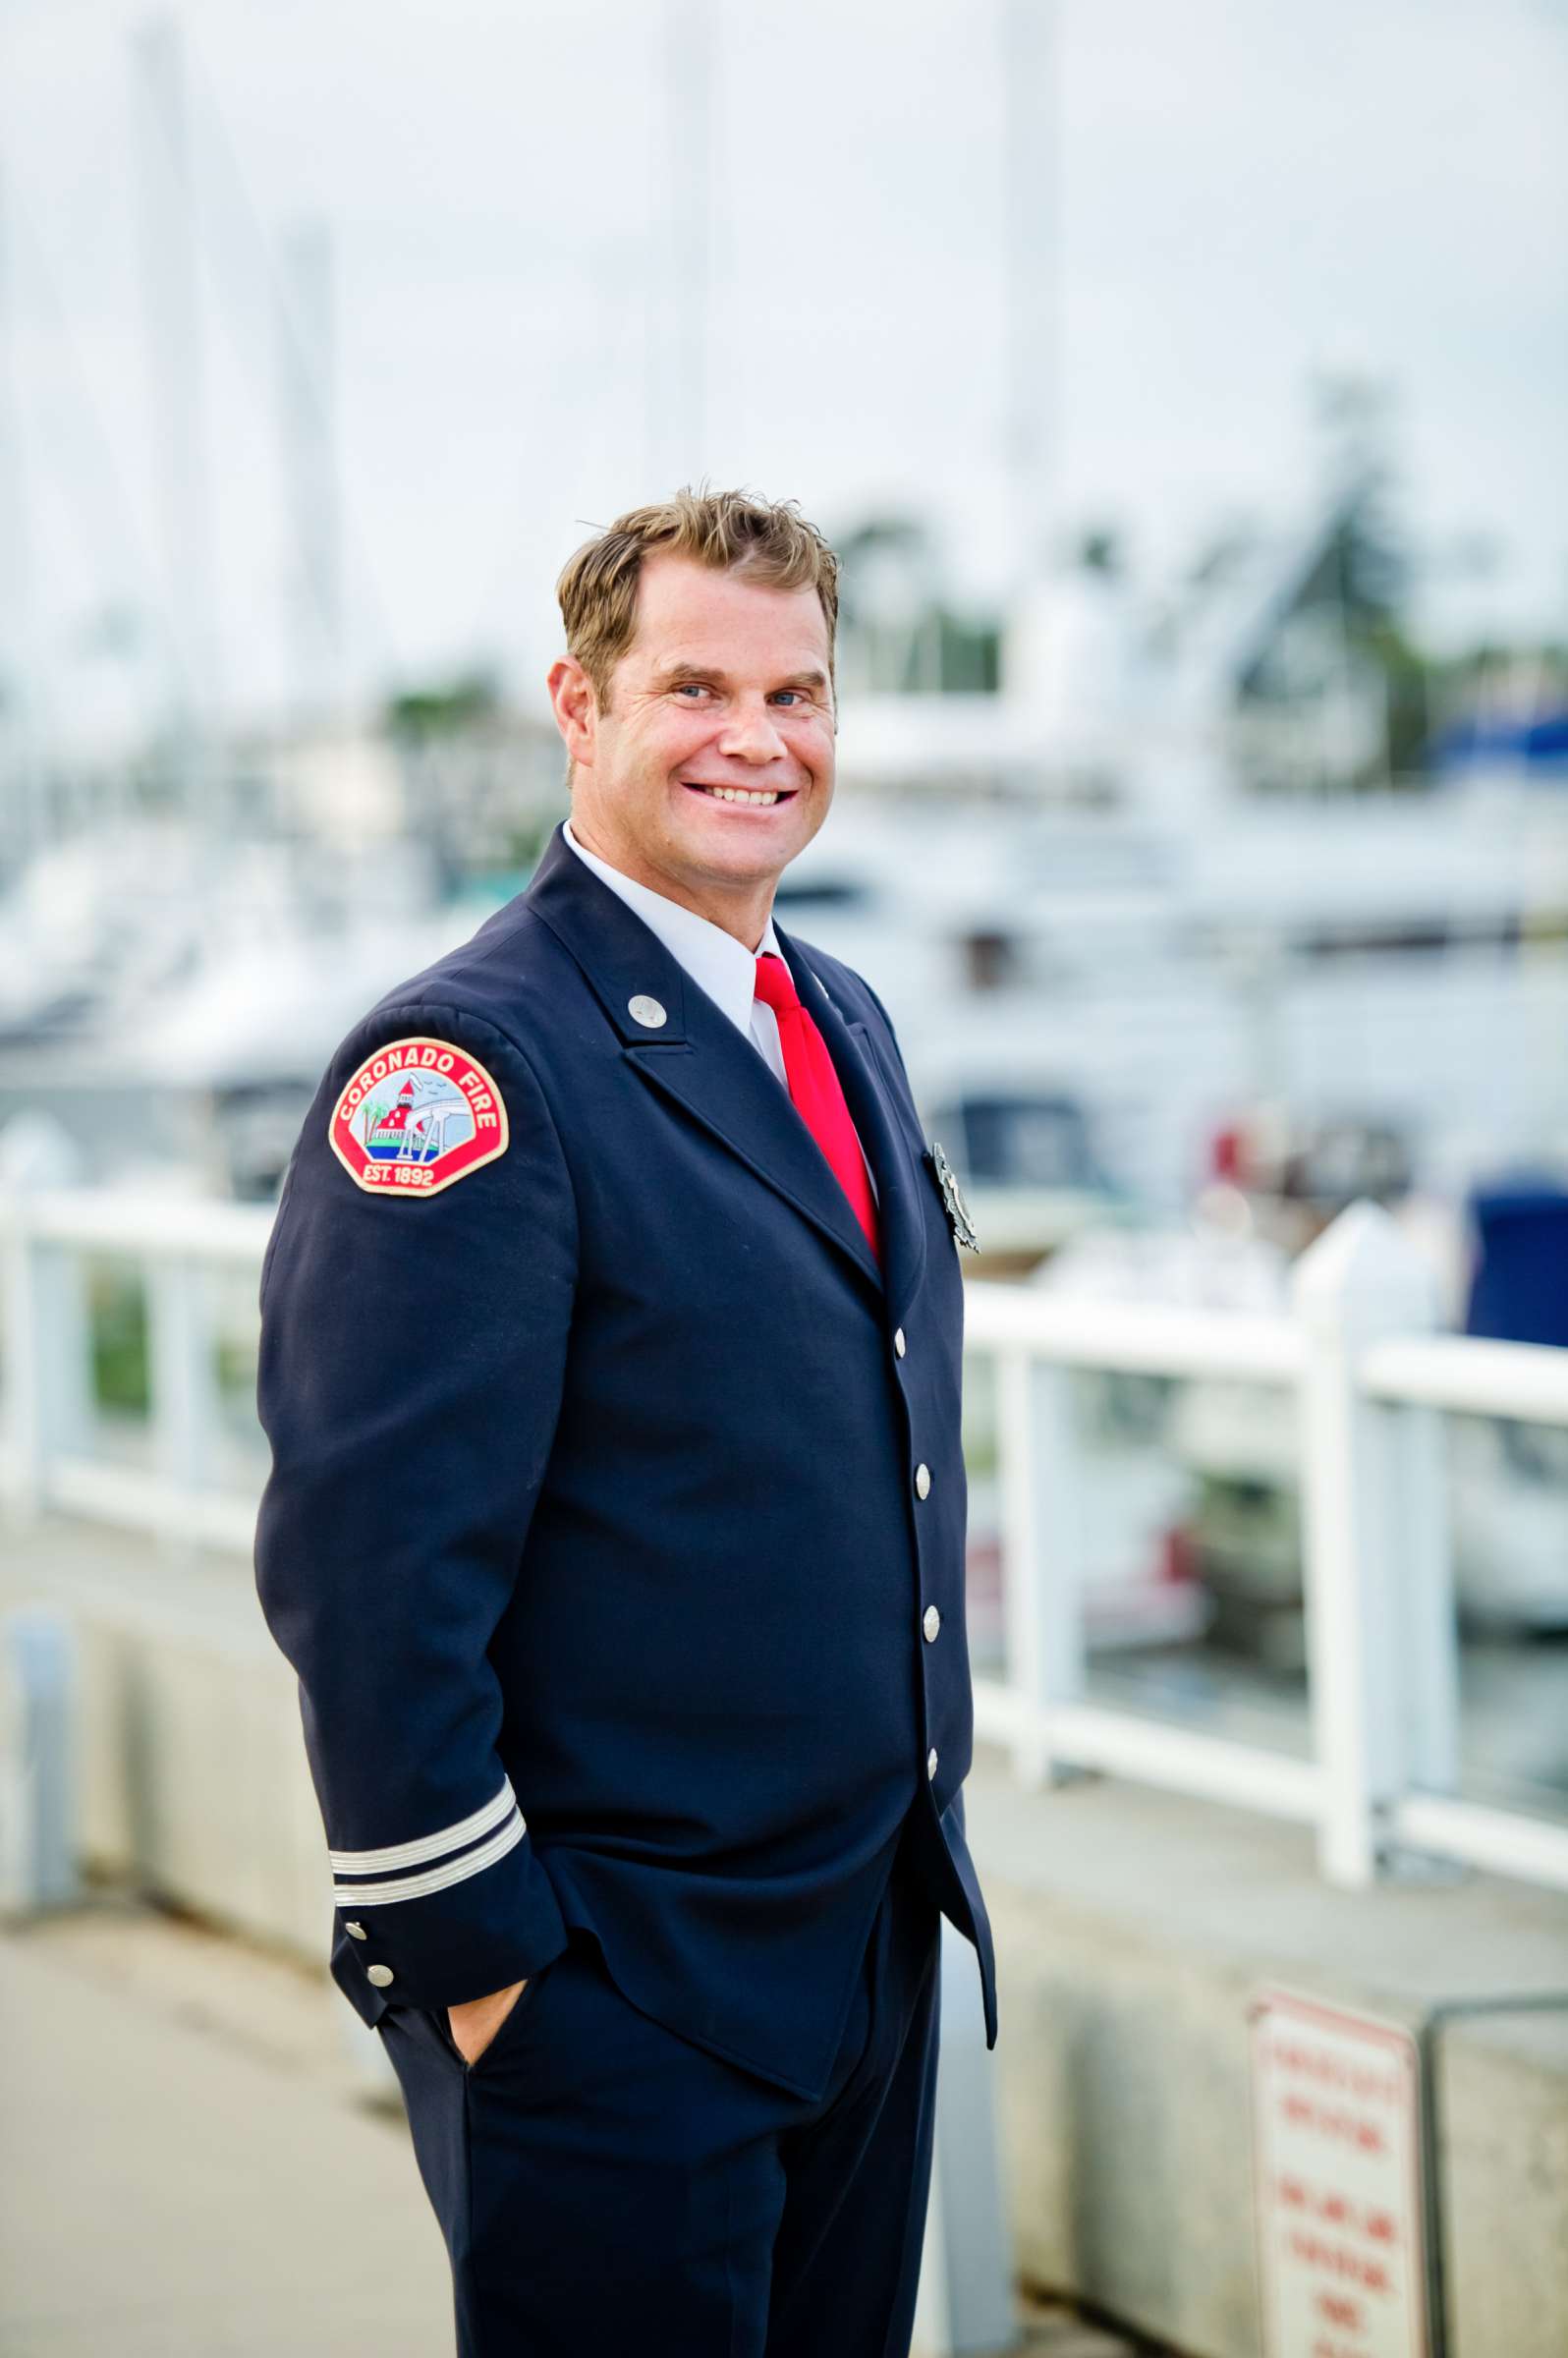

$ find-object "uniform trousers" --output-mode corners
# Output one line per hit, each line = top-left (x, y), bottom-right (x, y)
(376, 1843), (942, 2358)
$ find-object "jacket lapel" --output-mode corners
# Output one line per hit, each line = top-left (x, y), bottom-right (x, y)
(524, 826), (883, 1295)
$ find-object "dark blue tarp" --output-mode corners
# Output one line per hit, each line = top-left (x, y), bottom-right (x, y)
(1465, 1184), (1568, 1349)
(1431, 711), (1568, 774)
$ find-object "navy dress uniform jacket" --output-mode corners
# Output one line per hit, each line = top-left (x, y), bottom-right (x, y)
(254, 819), (997, 2102)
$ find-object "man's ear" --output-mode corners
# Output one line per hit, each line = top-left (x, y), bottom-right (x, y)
(547, 655), (597, 770)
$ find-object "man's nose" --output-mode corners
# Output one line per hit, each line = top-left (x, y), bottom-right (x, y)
(715, 699), (789, 764)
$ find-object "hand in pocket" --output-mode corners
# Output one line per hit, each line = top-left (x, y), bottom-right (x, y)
(447, 1976), (528, 2066)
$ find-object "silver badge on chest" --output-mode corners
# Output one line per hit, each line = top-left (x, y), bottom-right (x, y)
(926, 1140), (980, 1254)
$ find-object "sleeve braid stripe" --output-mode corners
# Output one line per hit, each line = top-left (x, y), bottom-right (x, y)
(331, 1808), (527, 1909)
(327, 1773), (518, 1876)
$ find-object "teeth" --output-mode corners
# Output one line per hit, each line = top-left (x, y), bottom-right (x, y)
(697, 784), (780, 806)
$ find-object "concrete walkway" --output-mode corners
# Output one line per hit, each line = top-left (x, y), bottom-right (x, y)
(0, 1894), (1139, 2358)
(0, 1899), (453, 2357)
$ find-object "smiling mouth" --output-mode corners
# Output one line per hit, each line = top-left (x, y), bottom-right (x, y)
(682, 780), (798, 808)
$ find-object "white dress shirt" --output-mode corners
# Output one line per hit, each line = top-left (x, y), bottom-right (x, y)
(562, 816), (877, 1200)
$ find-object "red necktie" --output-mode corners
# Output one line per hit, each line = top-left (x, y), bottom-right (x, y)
(754, 951), (881, 1266)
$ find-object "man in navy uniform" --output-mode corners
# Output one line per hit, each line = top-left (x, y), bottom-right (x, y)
(254, 486), (997, 2357)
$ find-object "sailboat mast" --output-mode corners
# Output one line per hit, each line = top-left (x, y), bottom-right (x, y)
(0, 163), (46, 872)
(277, 217), (343, 730)
(1000, 0), (1058, 599)
(133, 12), (222, 813)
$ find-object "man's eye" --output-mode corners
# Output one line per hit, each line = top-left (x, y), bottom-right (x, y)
(772, 690), (806, 706)
(675, 683), (708, 698)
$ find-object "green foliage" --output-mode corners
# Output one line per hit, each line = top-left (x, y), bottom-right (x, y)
(835, 512), (1002, 695)
(497, 814), (559, 874)
(89, 1262), (149, 1415)
(383, 669), (503, 740)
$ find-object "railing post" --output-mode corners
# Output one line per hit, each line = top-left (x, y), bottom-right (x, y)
(995, 1349), (1085, 1790)
(0, 1605), (79, 1913)
(1385, 1394), (1461, 1799)
(2, 1254), (93, 1528)
(0, 1118), (89, 1524)
(147, 1252), (223, 1540)
(1292, 1203), (1449, 1885)
(914, 1922), (1020, 2357)
(0, 1207), (31, 1516)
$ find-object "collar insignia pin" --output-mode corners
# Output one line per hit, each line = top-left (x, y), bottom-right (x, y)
(928, 1140), (980, 1254)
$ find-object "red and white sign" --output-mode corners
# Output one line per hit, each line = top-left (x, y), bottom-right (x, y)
(328, 1035), (510, 1199)
(1251, 1990), (1428, 2358)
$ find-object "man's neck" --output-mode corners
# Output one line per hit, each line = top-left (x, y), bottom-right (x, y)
(567, 815), (775, 952)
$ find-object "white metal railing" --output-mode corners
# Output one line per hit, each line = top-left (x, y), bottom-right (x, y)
(0, 1181), (273, 1553)
(5, 1169), (1568, 1898)
(965, 1200), (1568, 1896)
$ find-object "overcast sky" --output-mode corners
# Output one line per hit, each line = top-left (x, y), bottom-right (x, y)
(1, 0), (1564, 733)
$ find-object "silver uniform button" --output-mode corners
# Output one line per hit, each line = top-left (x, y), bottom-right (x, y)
(344, 1921), (367, 1940)
(628, 994), (667, 1029)
(365, 1963), (395, 1988)
(926, 1749), (939, 1781)
(893, 1328), (907, 1359)
(914, 1463), (931, 1499)
(923, 1605), (940, 1643)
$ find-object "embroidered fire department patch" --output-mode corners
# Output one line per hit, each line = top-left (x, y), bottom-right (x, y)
(327, 1036), (509, 1199)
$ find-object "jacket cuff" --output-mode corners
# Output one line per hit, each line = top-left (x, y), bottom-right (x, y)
(330, 1805), (567, 2011)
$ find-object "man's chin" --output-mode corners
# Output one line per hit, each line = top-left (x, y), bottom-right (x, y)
(667, 810), (809, 883)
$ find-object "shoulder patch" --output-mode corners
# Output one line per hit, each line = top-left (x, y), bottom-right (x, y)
(327, 1036), (510, 1199)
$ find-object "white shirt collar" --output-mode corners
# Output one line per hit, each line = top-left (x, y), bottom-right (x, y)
(562, 816), (784, 1039)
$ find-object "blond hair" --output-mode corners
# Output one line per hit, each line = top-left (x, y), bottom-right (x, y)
(555, 484), (840, 712)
